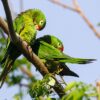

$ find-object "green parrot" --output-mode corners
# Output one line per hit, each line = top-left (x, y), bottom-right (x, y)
(31, 35), (95, 77)
(0, 9), (46, 87)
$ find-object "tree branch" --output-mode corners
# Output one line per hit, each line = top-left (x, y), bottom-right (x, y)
(49, 0), (77, 12)
(1, 0), (65, 97)
(20, 67), (33, 78)
(0, 17), (9, 35)
(19, 83), (29, 87)
(1, 0), (17, 42)
(48, 0), (100, 38)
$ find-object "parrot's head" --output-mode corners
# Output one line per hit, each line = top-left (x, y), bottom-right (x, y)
(51, 35), (64, 52)
(37, 35), (64, 52)
(32, 9), (46, 31)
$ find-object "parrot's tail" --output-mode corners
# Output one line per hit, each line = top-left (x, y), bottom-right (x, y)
(0, 56), (14, 88)
(69, 58), (96, 64)
(59, 63), (79, 77)
(59, 58), (96, 64)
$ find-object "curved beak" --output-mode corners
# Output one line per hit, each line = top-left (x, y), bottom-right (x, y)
(59, 46), (64, 52)
(35, 25), (41, 30)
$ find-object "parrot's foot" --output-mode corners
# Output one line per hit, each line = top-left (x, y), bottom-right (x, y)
(60, 76), (67, 86)
(50, 72), (56, 76)
(56, 68), (63, 75)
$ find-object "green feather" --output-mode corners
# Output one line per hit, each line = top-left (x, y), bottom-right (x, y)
(32, 40), (95, 63)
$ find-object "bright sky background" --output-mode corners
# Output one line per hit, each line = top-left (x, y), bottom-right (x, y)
(0, 0), (100, 99)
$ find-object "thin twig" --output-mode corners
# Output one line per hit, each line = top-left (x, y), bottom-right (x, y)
(48, 0), (100, 38)
(49, 0), (77, 12)
(0, 17), (9, 36)
(1, 0), (17, 42)
(19, 83), (29, 87)
(60, 76), (67, 86)
(0, 28), (6, 39)
(72, 0), (100, 38)
(20, 67), (33, 78)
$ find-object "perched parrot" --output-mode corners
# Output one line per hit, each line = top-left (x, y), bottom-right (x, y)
(31, 35), (95, 77)
(0, 9), (46, 87)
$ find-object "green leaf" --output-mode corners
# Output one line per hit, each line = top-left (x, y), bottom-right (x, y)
(13, 93), (23, 100)
(29, 75), (53, 98)
(62, 82), (98, 100)
(64, 81), (77, 92)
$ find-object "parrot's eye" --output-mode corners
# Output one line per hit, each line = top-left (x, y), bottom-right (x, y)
(57, 43), (64, 51)
(58, 43), (61, 47)
(39, 20), (44, 25)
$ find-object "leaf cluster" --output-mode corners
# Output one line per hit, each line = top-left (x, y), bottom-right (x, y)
(29, 75), (53, 99)
(62, 81), (98, 100)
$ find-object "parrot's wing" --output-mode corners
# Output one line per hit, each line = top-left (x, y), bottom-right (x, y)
(33, 41), (96, 64)
(38, 41), (67, 60)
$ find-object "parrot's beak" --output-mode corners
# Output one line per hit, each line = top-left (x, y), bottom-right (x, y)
(59, 46), (64, 52)
(35, 25), (41, 30)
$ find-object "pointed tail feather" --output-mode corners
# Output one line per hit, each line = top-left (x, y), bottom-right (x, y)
(58, 58), (96, 64)
(59, 63), (79, 77)
(0, 56), (13, 88)
(71, 58), (96, 64)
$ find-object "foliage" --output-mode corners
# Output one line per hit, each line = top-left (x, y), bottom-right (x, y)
(29, 75), (54, 99)
(29, 80), (99, 100)
(62, 81), (98, 100)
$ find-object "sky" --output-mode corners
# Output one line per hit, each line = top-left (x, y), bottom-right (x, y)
(0, 0), (100, 99)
